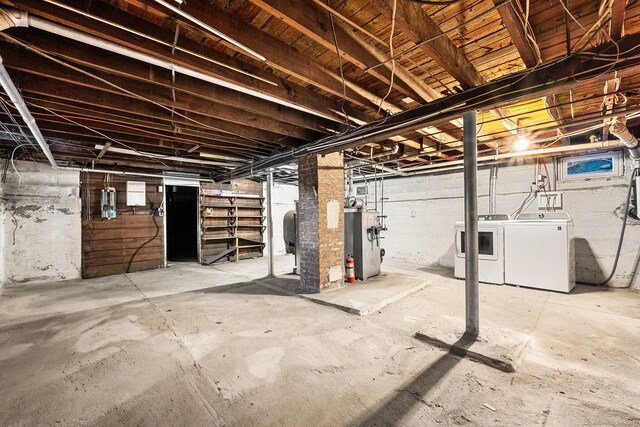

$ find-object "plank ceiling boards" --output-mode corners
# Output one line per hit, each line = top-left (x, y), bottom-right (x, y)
(0, 0), (639, 176)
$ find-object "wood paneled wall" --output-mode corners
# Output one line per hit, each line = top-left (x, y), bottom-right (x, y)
(81, 173), (164, 278)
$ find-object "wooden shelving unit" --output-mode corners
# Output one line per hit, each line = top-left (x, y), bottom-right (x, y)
(200, 190), (266, 265)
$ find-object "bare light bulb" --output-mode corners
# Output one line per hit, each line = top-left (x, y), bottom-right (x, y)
(513, 136), (530, 151)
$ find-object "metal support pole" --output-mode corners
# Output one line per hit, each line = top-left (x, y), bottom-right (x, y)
(489, 165), (498, 215)
(266, 169), (275, 277)
(463, 111), (479, 336)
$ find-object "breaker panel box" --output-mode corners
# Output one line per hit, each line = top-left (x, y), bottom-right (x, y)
(126, 181), (147, 206)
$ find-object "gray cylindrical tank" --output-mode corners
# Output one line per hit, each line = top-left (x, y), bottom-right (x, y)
(283, 209), (297, 254)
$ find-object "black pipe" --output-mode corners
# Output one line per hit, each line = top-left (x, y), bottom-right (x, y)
(216, 34), (640, 182)
(578, 168), (638, 286)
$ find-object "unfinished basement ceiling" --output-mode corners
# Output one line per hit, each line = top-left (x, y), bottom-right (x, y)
(0, 0), (639, 178)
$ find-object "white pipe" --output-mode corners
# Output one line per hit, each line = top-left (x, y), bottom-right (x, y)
(41, 0), (276, 86)
(609, 116), (640, 161)
(347, 159), (407, 176)
(58, 166), (214, 182)
(400, 141), (625, 173)
(489, 165), (497, 214)
(152, 0), (266, 61)
(0, 55), (57, 167)
(93, 144), (240, 168)
(0, 7), (337, 121)
(266, 169), (274, 277)
(351, 141), (627, 182)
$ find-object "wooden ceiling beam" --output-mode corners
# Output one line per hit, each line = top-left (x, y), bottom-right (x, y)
(370, 0), (485, 89)
(20, 95), (267, 149)
(0, 43), (318, 142)
(14, 32), (337, 134)
(21, 91), (302, 148)
(22, 116), (264, 158)
(247, 0), (467, 152)
(130, 0), (400, 114)
(610, 0), (627, 40)
(493, 0), (568, 131)
(0, 0), (369, 125)
(0, 113), (268, 158)
(249, 0), (439, 103)
(221, 32), (640, 180)
(37, 147), (222, 174)
(11, 69), (306, 147)
(0, 126), (250, 164)
(493, 0), (540, 69)
(369, 0), (516, 146)
(14, 74), (294, 149)
(356, 34), (640, 144)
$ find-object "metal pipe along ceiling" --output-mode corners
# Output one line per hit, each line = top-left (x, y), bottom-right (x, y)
(218, 34), (640, 181)
(0, 55), (57, 167)
(0, 7), (336, 122)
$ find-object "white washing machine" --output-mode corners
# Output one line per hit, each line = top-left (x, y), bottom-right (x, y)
(504, 212), (575, 293)
(454, 214), (511, 285)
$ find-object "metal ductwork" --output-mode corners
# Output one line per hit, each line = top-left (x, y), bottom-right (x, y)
(344, 168), (364, 209)
(344, 196), (364, 210)
(608, 116), (640, 220)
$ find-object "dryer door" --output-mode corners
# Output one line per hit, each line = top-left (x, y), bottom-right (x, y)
(458, 226), (499, 261)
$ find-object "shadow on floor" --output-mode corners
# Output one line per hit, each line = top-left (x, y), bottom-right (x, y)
(352, 333), (478, 426)
(0, 277), (309, 337)
(574, 238), (607, 285)
(627, 245), (640, 289)
(191, 276), (313, 297)
(409, 253), (628, 295)
(570, 284), (620, 294)
(415, 265), (456, 279)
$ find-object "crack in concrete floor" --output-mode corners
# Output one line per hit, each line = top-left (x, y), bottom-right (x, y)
(1, 256), (639, 426)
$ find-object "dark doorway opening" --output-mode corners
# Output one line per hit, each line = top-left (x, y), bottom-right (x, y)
(166, 185), (199, 262)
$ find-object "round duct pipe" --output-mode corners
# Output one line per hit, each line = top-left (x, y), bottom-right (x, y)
(345, 196), (364, 210)
(0, 8), (27, 31)
(609, 116), (640, 161)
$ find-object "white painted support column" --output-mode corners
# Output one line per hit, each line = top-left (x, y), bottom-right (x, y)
(266, 169), (275, 277)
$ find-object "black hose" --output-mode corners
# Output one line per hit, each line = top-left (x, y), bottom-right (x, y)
(578, 168), (638, 286)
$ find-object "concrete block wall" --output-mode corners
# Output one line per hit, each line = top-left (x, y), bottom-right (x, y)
(297, 153), (344, 292)
(363, 154), (640, 289)
(0, 161), (81, 288)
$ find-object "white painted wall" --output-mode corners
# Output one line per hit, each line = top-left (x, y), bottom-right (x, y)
(361, 153), (640, 289)
(265, 181), (298, 256)
(0, 161), (81, 287)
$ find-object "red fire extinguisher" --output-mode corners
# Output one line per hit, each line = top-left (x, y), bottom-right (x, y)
(345, 256), (355, 283)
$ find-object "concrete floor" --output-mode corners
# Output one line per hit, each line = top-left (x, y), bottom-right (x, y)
(1, 255), (640, 426)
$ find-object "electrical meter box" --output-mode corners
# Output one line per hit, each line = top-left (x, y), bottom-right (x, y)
(126, 181), (146, 206)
